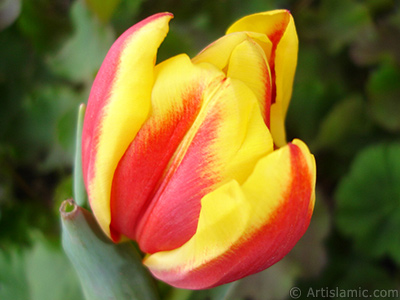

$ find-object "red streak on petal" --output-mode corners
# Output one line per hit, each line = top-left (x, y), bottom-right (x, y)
(267, 12), (290, 105)
(261, 59), (272, 128)
(110, 85), (203, 243)
(150, 142), (314, 289)
(136, 108), (221, 253)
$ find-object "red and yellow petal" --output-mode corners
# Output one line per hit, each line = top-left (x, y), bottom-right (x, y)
(111, 56), (274, 253)
(118, 61), (274, 253)
(81, 13), (173, 238)
(109, 54), (225, 243)
(144, 139), (315, 289)
(227, 10), (298, 146)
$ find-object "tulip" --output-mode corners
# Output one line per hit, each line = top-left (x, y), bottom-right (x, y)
(82, 10), (316, 290)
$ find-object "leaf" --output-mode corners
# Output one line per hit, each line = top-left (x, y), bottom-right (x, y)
(287, 44), (344, 143)
(60, 200), (159, 300)
(0, 233), (84, 300)
(6, 84), (84, 168)
(367, 61), (400, 131)
(47, 0), (115, 82)
(336, 143), (400, 264)
(16, 0), (72, 53)
(312, 95), (373, 154)
(25, 234), (85, 300)
(73, 104), (87, 207)
(335, 260), (398, 295)
(350, 3), (400, 66)
(0, 249), (29, 300)
(319, 0), (373, 53)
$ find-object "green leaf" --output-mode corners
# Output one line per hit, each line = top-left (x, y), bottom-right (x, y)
(47, 0), (114, 82)
(6, 84), (85, 169)
(288, 44), (344, 143)
(367, 61), (400, 131)
(319, 0), (373, 53)
(16, 0), (72, 53)
(0, 249), (29, 300)
(60, 200), (159, 300)
(25, 234), (85, 300)
(0, 233), (84, 300)
(336, 143), (400, 264)
(73, 104), (87, 207)
(335, 260), (398, 295)
(312, 95), (373, 154)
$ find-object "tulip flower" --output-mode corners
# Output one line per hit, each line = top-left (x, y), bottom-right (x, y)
(82, 10), (316, 290)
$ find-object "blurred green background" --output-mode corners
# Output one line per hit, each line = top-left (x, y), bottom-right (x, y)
(1, 0), (400, 299)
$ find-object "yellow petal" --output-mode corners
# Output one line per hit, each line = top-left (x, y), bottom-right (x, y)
(192, 32), (249, 70)
(227, 10), (298, 147)
(270, 101), (286, 147)
(84, 13), (172, 238)
(226, 39), (272, 126)
(192, 32), (272, 73)
(199, 78), (274, 185)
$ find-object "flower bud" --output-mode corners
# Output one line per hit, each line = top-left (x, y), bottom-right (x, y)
(82, 10), (316, 289)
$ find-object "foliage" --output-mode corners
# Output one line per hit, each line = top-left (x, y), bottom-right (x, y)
(0, 0), (399, 299)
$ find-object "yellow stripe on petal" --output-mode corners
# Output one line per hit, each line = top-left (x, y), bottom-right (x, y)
(89, 14), (172, 238)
